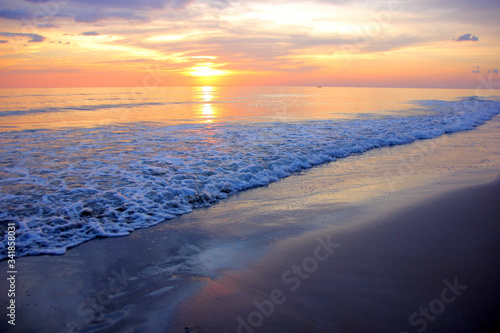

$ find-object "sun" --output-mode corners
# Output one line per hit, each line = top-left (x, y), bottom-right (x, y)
(188, 63), (228, 77)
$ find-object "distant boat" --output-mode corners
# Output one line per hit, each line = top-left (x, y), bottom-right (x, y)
(317, 86), (322, 88)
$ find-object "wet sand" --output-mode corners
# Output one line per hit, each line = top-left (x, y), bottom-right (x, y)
(173, 176), (500, 333)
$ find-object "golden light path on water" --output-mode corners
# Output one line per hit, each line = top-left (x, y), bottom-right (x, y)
(199, 86), (217, 122)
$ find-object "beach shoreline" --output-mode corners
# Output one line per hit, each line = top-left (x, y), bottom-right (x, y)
(172, 174), (500, 333)
(1, 114), (499, 333)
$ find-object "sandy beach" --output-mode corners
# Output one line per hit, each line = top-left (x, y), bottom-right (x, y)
(172, 175), (500, 333)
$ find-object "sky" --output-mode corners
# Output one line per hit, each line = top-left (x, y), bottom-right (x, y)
(0, 0), (499, 88)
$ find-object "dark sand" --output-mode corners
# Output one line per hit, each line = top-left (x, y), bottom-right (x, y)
(1, 173), (499, 333)
(172, 176), (500, 333)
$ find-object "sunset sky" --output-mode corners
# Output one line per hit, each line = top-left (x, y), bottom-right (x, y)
(0, 0), (499, 88)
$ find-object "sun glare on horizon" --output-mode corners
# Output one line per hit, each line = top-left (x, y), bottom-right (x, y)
(188, 64), (229, 77)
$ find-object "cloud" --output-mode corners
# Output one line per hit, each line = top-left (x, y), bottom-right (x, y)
(0, 8), (30, 20)
(2, 0), (197, 24)
(0, 40), (7, 43)
(488, 68), (499, 74)
(49, 41), (70, 45)
(25, 0), (195, 10)
(472, 66), (480, 73)
(74, 11), (149, 23)
(0, 68), (81, 74)
(353, 35), (429, 53)
(37, 23), (59, 28)
(455, 33), (479, 42)
(0, 32), (46, 42)
(80, 31), (100, 36)
(419, 0), (500, 11)
(98, 58), (149, 63)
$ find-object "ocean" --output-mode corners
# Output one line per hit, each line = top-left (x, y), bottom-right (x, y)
(1, 86), (499, 260)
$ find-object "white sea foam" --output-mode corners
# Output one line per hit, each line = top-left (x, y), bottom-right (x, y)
(0, 97), (499, 259)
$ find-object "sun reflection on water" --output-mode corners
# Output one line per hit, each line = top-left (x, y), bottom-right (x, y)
(197, 86), (218, 122)
(202, 103), (214, 116)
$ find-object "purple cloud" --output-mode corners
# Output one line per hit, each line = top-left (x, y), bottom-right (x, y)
(456, 33), (479, 42)
(3, 0), (196, 24)
(37, 23), (59, 28)
(0, 32), (46, 42)
(0, 40), (7, 43)
(25, 0), (194, 10)
(80, 31), (100, 36)
(74, 11), (149, 23)
(0, 8), (30, 20)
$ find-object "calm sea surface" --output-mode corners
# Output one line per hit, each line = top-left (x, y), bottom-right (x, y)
(0, 86), (492, 130)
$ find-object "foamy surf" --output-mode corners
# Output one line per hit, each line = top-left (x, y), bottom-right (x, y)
(0, 96), (499, 259)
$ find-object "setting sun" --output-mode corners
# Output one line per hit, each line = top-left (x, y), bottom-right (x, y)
(188, 64), (229, 77)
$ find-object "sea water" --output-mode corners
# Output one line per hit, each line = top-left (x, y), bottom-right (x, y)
(0, 86), (499, 259)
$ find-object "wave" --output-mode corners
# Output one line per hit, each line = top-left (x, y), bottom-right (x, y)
(0, 100), (233, 117)
(0, 102), (165, 117)
(0, 97), (499, 259)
